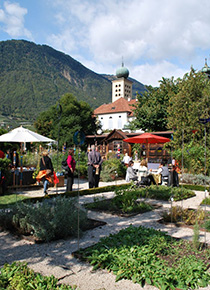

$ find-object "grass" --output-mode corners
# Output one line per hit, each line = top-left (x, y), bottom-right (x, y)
(0, 193), (30, 209)
(182, 184), (210, 191)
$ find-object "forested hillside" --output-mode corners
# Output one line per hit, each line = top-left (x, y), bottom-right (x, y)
(0, 40), (145, 122)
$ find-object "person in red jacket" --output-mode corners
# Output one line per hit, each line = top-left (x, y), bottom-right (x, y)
(66, 148), (76, 192)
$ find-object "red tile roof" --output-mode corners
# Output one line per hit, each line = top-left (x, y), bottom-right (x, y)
(94, 97), (137, 116)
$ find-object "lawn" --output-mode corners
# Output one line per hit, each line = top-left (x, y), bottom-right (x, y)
(0, 193), (29, 209)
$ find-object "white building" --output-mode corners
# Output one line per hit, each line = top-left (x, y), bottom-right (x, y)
(94, 63), (138, 131)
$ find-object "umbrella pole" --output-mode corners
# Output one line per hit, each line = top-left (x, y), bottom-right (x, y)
(20, 156), (23, 187)
(13, 151), (16, 187)
(146, 142), (149, 161)
(20, 143), (23, 187)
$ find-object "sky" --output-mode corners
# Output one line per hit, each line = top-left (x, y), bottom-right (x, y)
(0, 0), (210, 87)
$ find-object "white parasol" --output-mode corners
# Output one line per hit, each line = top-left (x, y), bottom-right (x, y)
(0, 126), (56, 187)
(0, 126), (55, 143)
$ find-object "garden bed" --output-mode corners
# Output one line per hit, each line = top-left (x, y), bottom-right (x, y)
(11, 218), (107, 243)
(73, 225), (210, 290)
(159, 206), (210, 233)
(84, 197), (161, 217)
(0, 196), (107, 243)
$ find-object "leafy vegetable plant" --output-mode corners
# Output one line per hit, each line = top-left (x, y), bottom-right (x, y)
(77, 225), (210, 289)
(0, 262), (77, 289)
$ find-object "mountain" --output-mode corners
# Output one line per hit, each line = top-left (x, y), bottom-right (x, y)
(0, 39), (146, 123)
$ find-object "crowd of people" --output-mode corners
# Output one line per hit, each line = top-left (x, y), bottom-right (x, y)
(85, 147), (178, 189)
(61, 144), (103, 192)
(0, 144), (179, 195)
(125, 155), (179, 187)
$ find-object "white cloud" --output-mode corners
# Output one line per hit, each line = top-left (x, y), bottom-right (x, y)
(47, 29), (76, 54)
(131, 61), (188, 87)
(0, 1), (32, 38)
(49, 0), (210, 63)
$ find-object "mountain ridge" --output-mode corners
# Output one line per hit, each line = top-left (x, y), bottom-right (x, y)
(0, 39), (146, 123)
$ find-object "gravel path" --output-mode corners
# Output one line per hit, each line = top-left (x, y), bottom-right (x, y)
(1, 180), (210, 290)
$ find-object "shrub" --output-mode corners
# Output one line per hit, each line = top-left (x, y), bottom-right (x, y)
(100, 158), (126, 182)
(85, 185), (153, 214)
(181, 173), (210, 186)
(173, 144), (210, 175)
(74, 150), (88, 178)
(114, 184), (142, 212)
(22, 151), (40, 168)
(115, 185), (195, 202)
(0, 196), (88, 242)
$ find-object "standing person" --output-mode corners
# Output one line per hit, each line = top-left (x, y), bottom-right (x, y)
(94, 146), (102, 188)
(36, 150), (54, 195)
(88, 145), (102, 188)
(66, 148), (76, 192)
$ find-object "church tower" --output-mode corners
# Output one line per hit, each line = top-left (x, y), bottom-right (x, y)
(112, 62), (133, 103)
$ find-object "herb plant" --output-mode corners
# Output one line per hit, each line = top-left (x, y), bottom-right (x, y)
(0, 196), (88, 242)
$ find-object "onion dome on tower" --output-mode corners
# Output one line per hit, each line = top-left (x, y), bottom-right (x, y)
(201, 58), (210, 78)
(116, 61), (129, 79)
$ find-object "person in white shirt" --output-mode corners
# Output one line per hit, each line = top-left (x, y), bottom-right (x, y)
(125, 161), (138, 182)
(123, 153), (132, 167)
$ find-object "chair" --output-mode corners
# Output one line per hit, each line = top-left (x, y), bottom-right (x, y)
(162, 175), (169, 186)
(161, 166), (169, 186)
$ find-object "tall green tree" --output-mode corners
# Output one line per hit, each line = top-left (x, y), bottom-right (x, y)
(131, 77), (178, 132)
(167, 68), (210, 148)
(34, 93), (98, 148)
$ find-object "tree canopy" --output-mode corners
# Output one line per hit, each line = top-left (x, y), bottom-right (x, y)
(126, 67), (210, 174)
(167, 68), (210, 147)
(34, 93), (98, 148)
(131, 77), (178, 132)
(131, 68), (210, 148)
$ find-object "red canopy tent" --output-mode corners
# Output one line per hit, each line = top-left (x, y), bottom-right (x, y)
(123, 133), (171, 159)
